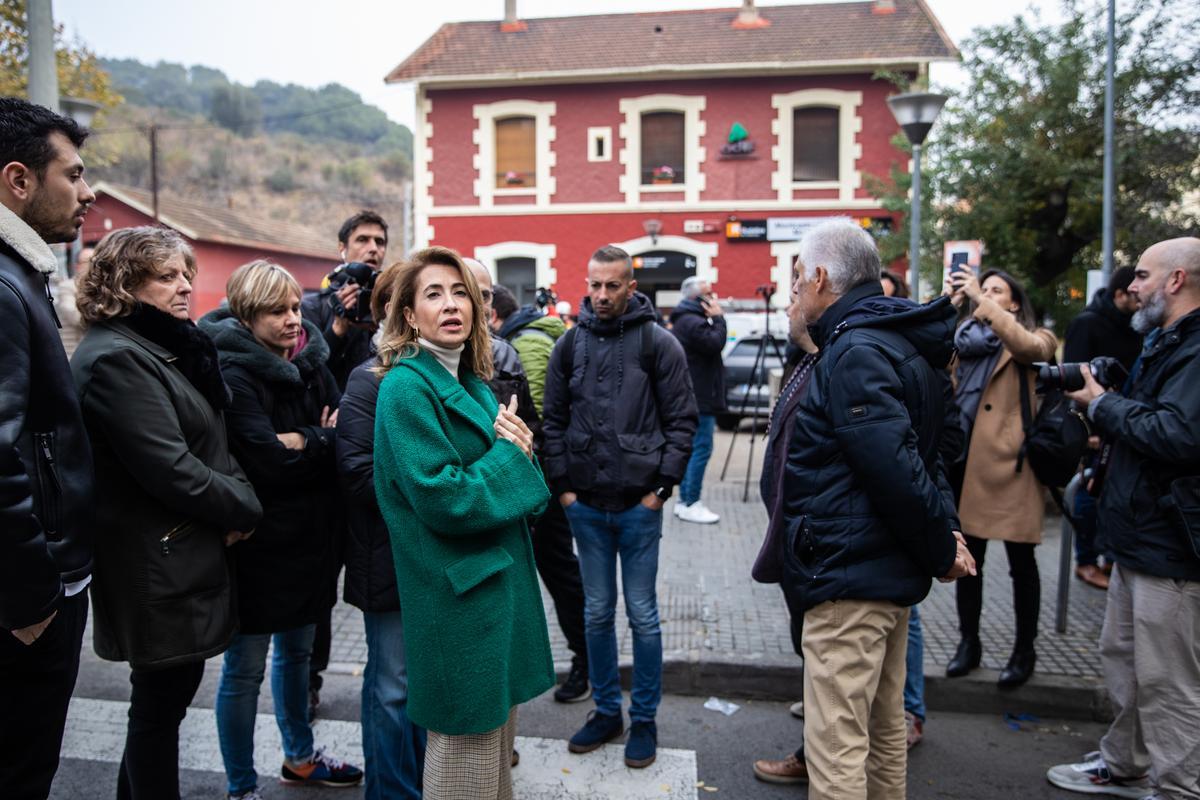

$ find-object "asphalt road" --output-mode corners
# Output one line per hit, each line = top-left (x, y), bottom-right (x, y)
(52, 650), (1107, 799)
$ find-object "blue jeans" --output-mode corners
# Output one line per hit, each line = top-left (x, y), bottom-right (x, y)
(904, 605), (925, 722)
(566, 501), (663, 722)
(679, 414), (716, 506)
(216, 625), (316, 795)
(1073, 488), (1101, 567)
(362, 610), (426, 800)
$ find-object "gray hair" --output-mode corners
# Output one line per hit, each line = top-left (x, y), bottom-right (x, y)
(798, 219), (881, 295)
(680, 276), (707, 299)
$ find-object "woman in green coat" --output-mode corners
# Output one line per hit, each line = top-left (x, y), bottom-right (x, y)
(373, 246), (552, 800)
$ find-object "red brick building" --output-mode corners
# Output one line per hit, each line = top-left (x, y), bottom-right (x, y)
(386, 0), (957, 310)
(82, 183), (340, 315)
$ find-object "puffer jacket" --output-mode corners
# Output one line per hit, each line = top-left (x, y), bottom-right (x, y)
(0, 213), (94, 632)
(669, 297), (727, 414)
(780, 283), (960, 615)
(498, 306), (566, 409)
(542, 292), (697, 509)
(1093, 308), (1200, 581)
(199, 308), (343, 634)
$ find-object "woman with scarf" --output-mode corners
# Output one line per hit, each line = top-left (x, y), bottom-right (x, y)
(71, 227), (262, 799)
(944, 268), (1057, 688)
(199, 261), (361, 799)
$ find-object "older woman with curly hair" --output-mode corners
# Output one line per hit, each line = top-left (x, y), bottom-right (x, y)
(71, 226), (262, 800)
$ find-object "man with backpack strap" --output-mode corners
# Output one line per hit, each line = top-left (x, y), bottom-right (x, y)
(543, 246), (697, 769)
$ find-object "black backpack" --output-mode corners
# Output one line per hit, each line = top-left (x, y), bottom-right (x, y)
(1017, 367), (1089, 492)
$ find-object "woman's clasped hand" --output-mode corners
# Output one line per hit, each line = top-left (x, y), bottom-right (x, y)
(494, 394), (535, 458)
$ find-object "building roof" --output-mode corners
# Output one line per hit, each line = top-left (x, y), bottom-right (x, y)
(386, 0), (958, 86)
(92, 182), (338, 261)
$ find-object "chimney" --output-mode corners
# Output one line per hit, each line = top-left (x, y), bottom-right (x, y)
(732, 0), (771, 29)
(872, 0), (897, 14)
(501, 0), (527, 32)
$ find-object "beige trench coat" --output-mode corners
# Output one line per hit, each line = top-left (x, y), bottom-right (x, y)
(957, 297), (1058, 544)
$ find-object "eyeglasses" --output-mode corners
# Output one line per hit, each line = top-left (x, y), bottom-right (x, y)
(480, 289), (493, 302)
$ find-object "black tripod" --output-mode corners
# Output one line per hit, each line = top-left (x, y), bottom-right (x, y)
(720, 285), (788, 501)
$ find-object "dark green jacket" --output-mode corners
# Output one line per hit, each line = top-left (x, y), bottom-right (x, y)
(374, 347), (553, 735)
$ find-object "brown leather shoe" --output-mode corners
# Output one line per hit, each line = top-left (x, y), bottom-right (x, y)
(753, 753), (808, 784)
(905, 711), (924, 750)
(1075, 564), (1110, 590)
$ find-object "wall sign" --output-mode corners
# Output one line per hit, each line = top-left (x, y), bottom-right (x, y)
(726, 219), (768, 241)
(719, 122), (756, 157)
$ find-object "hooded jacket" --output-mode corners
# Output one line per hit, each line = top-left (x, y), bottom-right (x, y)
(498, 306), (566, 410)
(1063, 288), (1143, 370)
(542, 292), (697, 510)
(780, 282), (960, 614)
(669, 297), (727, 414)
(199, 307), (342, 634)
(0, 206), (94, 632)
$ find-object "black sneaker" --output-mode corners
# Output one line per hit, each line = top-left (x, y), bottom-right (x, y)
(568, 710), (624, 754)
(280, 747), (363, 787)
(554, 662), (592, 703)
(625, 721), (657, 768)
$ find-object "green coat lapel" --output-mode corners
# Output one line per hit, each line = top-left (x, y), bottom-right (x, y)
(403, 348), (496, 444)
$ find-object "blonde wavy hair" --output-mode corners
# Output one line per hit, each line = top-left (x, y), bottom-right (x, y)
(375, 247), (493, 380)
(76, 227), (196, 324)
(225, 259), (303, 323)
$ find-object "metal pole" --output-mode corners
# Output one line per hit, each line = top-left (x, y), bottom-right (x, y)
(149, 125), (160, 221)
(909, 143), (922, 302)
(1101, 0), (1116, 284)
(1056, 474), (1082, 635)
(26, 0), (59, 111)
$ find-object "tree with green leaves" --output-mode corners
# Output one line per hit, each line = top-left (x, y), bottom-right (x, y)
(869, 0), (1199, 322)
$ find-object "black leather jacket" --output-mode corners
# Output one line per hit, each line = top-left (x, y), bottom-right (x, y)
(0, 238), (95, 631)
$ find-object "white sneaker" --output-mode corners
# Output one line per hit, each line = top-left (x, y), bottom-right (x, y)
(1045, 751), (1151, 798)
(673, 501), (689, 518)
(677, 502), (719, 524)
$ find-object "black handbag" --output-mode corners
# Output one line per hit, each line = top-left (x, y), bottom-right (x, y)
(1167, 476), (1200, 561)
(1017, 368), (1090, 491)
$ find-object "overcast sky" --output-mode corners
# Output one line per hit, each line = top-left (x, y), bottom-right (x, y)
(55, 0), (1062, 129)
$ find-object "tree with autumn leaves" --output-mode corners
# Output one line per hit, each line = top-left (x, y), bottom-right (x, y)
(1, 0), (120, 107)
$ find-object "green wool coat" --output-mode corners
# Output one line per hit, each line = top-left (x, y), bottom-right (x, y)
(374, 347), (554, 735)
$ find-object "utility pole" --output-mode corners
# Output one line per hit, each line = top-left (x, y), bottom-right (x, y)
(26, 0), (59, 111)
(1100, 0), (1116, 284)
(149, 125), (160, 221)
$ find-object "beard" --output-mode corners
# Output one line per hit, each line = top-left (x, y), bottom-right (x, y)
(1131, 286), (1166, 334)
(23, 188), (84, 244)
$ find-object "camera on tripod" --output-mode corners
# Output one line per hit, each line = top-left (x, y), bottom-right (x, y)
(324, 262), (378, 325)
(1034, 356), (1128, 394)
(755, 283), (777, 300)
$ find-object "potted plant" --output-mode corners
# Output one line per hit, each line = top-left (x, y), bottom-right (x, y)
(651, 165), (676, 185)
(504, 170), (524, 186)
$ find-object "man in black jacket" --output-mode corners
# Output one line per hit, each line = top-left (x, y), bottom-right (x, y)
(782, 220), (972, 799)
(1050, 237), (1200, 800)
(543, 246), (697, 769)
(1062, 266), (1142, 590)
(0, 97), (97, 798)
(669, 276), (727, 525)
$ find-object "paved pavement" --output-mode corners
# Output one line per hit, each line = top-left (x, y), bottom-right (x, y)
(326, 429), (1111, 718)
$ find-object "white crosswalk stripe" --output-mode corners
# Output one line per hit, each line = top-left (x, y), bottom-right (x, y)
(62, 697), (699, 799)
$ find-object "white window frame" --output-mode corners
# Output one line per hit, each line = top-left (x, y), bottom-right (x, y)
(618, 94), (706, 204)
(587, 126), (613, 163)
(771, 89), (863, 202)
(609, 233), (719, 286)
(473, 241), (558, 290)
(472, 99), (557, 208)
(769, 241), (803, 310)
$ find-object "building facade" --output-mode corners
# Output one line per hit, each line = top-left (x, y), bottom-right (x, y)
(387, 0), (957, 310)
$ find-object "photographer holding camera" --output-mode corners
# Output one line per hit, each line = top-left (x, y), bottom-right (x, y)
(1047, 238), (1200, 800)
(301, 211), (389, 391)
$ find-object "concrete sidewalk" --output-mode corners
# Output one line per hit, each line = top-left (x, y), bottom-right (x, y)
(327, 430), (1112, 720)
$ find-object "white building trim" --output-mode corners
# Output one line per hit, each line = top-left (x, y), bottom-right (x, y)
(769, 240), (803, 309)
(587, 126), (613, 162)
(412, 87), (435, 247)
(427, 198), (882, 217)
(472, 99), (557, 208)
(770, 89), (864, 203)
(610, 233), (719, 286)
(617, 94), (706, 204)
(473, 241), (558, 289)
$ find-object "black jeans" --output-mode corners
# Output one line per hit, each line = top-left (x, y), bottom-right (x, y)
(531, 499), (588, 666)
(0, 590), (88, 800)
(955, 534), (1041, 651)
(115, 660), (205, 800)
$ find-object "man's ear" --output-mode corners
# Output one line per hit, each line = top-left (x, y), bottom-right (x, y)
(629, 278), (638, 295)
(813, 266), (830, 295)
(0, 161), (36, 203)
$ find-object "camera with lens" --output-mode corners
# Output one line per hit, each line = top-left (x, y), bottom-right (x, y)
(1034, 356), (1129, 394)
(535, 286), (558, 310)
(324, 262), (378, 325)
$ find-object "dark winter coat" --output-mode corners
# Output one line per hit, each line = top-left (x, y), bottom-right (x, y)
(199, 308), (342, 634)
(1093, 308), (1200, 581)
(542, 292), (698, 510)
(339, 358), (399, 613)
(669, 298), (727, 414)
(0, 225), (95, 632)
(301, 289), (375, 391)
(71, 309), (261, 668)
(780, 283), (960, 615)
(1063, 288), (1143, 371)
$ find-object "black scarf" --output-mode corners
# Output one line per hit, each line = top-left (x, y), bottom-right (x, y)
(122, 304), (231, 410)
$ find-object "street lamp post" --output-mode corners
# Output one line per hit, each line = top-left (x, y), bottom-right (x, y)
(887, 91), (948, 302)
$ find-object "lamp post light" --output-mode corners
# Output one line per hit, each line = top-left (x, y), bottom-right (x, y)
(887, 91), (948, 302)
